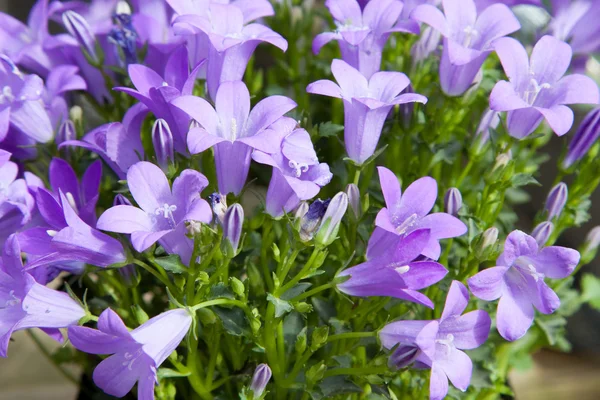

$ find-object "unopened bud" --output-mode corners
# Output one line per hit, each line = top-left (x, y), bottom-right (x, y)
(581, 226), (600, 264)
(69, 106), (83, 125)
(545, 182), (568, 220)
(475, 227), (499, 259)
(310, 326), (329, 351)
(345, 183), (361, 220)
(388, 345), (419, 370)
(531, 221), (554, 247)
(56, 120), (76, 146)
(481, 227), (498, 250)
(230, 277), (245, 298)
(250, 364), (272, 398)
(152, 119), (174, 172)
(223, 203), (244, 255)
(208, 193), (228, 224)
(295, 327), (307, 354)
(315, 192), (348, 247)
(116, 1), (132, 15)
(113, 194), (132, 206)
(62, 11), (98, 63)
(474, 109), (500, 154)
(299, 199), (329, 242)
(444, 188), (462, 216)
(563, 107), (600, 169)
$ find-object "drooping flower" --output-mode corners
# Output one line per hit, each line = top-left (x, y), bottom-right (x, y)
(171, 2), (286, 100)
(468, 230), (580, 341)
(97, 161), (212, 264)
(489, 35), (600, 138)
(338, 229), (448, 307)
(313, 0), (419, 79)
(0, 234), (86, 357)
(0, 157), (35, 246)
(412, 0), (521, 96)
(369, 166), (467, 260)
(68, 308), (192, 399)
(115, 45), (204, 154)
(379, 281), (491, 400)
(562, 107), (600, 168)
(307, 59), (426, 165)
(252, 118), (333, 217)
(172, 81), (297, 195)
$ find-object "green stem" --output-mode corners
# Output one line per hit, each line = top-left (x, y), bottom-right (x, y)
(133, 259), (180, 298)
(27, 330), (79, 385)
(353, 167), (362, 185)
(191, 298), (249, 312)
(292, 282), (335, 302)
(278, 248), (321, 296)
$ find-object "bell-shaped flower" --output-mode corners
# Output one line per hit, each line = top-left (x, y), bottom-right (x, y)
(313, 0), (419, 79)
(379, 281), (491, 400)
(115, 46), (204, 154)
(172, 2), (286, 100)
(62, 103), (147, 179)
(468, 230), (580, 341)
(0, 235), (86, 357)
(338, 229), (448, 308)
(43, 65), (87, 128)
(97, 162), (212, 264)
(489, 35), (599, 138)
(548, 0), (600, 60)
(0, 156), (36, 246)
(370, 167), (467, 260)
(412, 0), (521, 96)
(252, 118), (333, 217)
(172, 81), (297, 195)
(475, 0), (542, 11)
(68, 308), (192, 399)
(307, 59), (426, 165)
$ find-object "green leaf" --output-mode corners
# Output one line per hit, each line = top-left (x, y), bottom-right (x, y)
(581, 273), (600, 310)
(535, 315), (567, 346)
(209, 282), (235, 300)
(318, 122), (344, 138)
(154, 255), (187, 274)
(213, 306), (251, 336)
(318, 376), (361, 397)
(510, 173), (540, 188)
(157, 368), (191, 379)
(267, 293), (294, 318)
(281, 283), (312, 300)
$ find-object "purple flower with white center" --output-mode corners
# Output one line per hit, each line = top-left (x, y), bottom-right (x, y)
(563, 107), (600, 169)
(0, 159), (35, 246)
(0, 63), (53, 145)
(307, 59), (427, 165)
(172, 81), (297, 195)
(68, 307), (192, 400)
(412, 0), (521, 96)
(489, 35), (600, 139)
(548, 0), (600, 60)
(531, 221), (553, 248)
(545, 182), (568, 219)
(62, 103), (147, 179)
(468, 230), (580, 341)
(0, 234), (86, 357)
(115, 45), (204, 154)
(379, 281), (491, 400)
(252, 118), (333, 218)
(370, 166), (467, 260)
(250, 363), (272, 398)
(338, 229), (448, 308)
(97, 162), (212, 264)
(171, 2), (286, 100)
(313, 0), (419, 79)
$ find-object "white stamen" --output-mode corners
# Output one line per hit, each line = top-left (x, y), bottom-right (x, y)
(46, 230), (58, 237)
(395, 265), (411, 275)
(436, 333), (455, 348)
(462, 26), (479, 48)
(525, 78), (552, 105)
(515, 257), (545, 282)
(122, 349), (144, 371)
(395, 213), (419, 235)
(288, 160), (309, 177)
(0, 86), (15, 104)
(527, 263), (545, 282)
(3, 290), (21, 308)
(230, 118), (238, 141)
(161, 81), (169, 87)
(155, 203), (178, 227)
(65, 192), (78, 212)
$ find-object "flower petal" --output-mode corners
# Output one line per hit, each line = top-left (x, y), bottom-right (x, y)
(419, 213), (467, 240)
(440, 281), (469, 321)
(377, 166), (402, 207)
(245, 95), (297, 136)
(397, 176), (437, 219)
(93, 351), (152, 398)
(552, 74), (600, 105)
(128, 64), (165, 96)
(97, 206), (154, 234)
(429, 362), (449, 400)
(439, 310), (491, 349)
(535, 105), (574, 136)
(489, 80), (530, 111)
(468, 266), (508, 301)
(496, 273), (535, 341)
(170, 95), (219, 135)
(379, 320), (432, 349)
(498, 230), (538, 267)
(493, 37), (529, 90)
(437, 347), (472, 392)
(330, 59), (369, 99)
(126, 162), (173, 214)
(533, 246), (580, 279)
(306, 79), (342, 98)
(410, 4), (447, 36)
(530, 35), (572, 84)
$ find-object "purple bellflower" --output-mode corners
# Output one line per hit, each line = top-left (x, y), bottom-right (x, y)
(369, 167), (467, 260)
(412, 0), (521, 96)
(68, 308), (192, 400)
(307, 59), (426, 165)
(115, 45), (204, 154)
(62, 103), (147, 179)
(0, 235), (86, 357)
(315, 191), (349, 247)
(172, 81), (297, 195)
(97, 161), (212, 264)
(313, 0), (419, 79)
(338, 229), (448, 308)
(563, 107), (600, 168)
(250, 363), (272, 397)
(475, 0), (542, 11)
(171, 2), (286, 100)
(0, 159), (35, 247)
(252, 118), (333, 218)
(468, 230), (580, 341)
(549, 0), (600, 62)
(489, 35), (600, 138)
(379, 281), (491, 400)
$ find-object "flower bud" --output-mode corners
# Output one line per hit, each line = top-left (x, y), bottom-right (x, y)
(108, 13), (137, 65)
(208, 193), (228, 224)
(62, 11), (98, 63)
(295, 327), (307, 354)
(474, 109), (500, 154)
(152, 119), (174, 172)
(315, 192), (348, 247)
(487, 151), (513, 182)
(531, 221), (554, 247)
(481, 227), (498, 250)
(299, 199), (330, 242)
(345, 183), (361, 220)
(230, 277), (245, 298)
(411, 26), (441, 65)
(250, 364), (272, 398)
(223, 204), (243, 255)
(310, 326), (329, 351)
(545, 182), (568, 219)
(113, 193), (132, 207)
(388, 345), (419, 370)
(563, 107), (600, 169)
(116, 1), (132, 15)
(444, 187), (462, 216)
(585, 226), (600, 252)
(69, 106), (83, 126)
(56, 120), (76, 146)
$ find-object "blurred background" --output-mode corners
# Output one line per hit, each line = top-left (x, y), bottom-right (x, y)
(1, 0), (600, 398)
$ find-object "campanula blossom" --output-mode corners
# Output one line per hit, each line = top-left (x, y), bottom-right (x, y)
(313, 0), (419, 79)
(250, 363), (272, 397)
(307, 59), (426, 165)
(0, 234), (86, 357)
(370, 167), (467, 260)
(468, 230), (580, 341)
(315, 191), (348, 247)
(171, 2), (286, 100)
(379, 281), (491, 400)
(68, 308), (192, 399)
(0, 158), (35, 246)
(548, 0), (600, 61)
(412, 0), (521, 96)
(252, 118), (333, 217)
(338, 229), (448, 307)
(172, 81), (297, 195)
(563, 107), (600, 168)
(97, 162), (212, 264)
(489, 35), (600, 138)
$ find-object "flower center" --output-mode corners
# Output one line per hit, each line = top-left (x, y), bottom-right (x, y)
(395, 213), (419, 235)
(0, 86), (15, 105)
(230, 118), (238, 142)
(65, 192), (78, 212)
(155, 203), (178, 228)
(436, 333), (454, 348)
(525, 78), (551, 105)
(122, 348), (144, 371)
(462, 26), (479, 48)
(2, 290), (21, 309)
(390, 263), (410, 275)
(515, 257), (545, 282)
(288, 160), (309, 177)
(46, 230), (58, 237)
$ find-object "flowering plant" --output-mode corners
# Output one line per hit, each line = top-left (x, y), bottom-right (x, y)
(2, 0), (600, 399)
